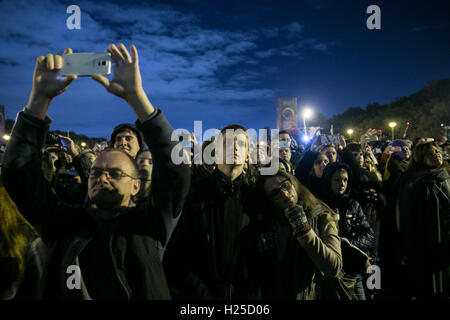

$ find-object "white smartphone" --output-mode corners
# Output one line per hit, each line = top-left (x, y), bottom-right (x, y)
(60, 53), (111, 76)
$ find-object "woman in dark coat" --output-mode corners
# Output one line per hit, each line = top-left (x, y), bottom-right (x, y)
(295, 151), (330, 198)
(321, 162), (375, 300)
(397, 142), (450, 299)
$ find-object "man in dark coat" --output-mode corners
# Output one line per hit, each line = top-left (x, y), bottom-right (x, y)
(1, 44), (190, 299)
(163, 124), (257, 300)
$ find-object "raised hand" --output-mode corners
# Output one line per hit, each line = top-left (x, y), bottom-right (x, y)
(25, 49), (77, 119)
(91, 43), (155, 121)
(58, 135), (80, 157)
(92, 43), (143, 101)
(31, 49), (77, 100)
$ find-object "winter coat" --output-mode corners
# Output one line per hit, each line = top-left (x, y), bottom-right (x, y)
(235, 200), (342, 300)
(163, 169), (256, 300)
(397, 165), (450, 298)
(1, 110), (190, 299)
(322, 162), (376, 255)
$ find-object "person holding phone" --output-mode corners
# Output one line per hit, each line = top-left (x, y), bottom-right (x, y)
(1, 44), (190, 299)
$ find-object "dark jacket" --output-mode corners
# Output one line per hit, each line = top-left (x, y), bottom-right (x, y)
(397, 165), (450, 298)
(0, 235), (47, 300)
(295, 151), (323, 198)
(322, 162), (376, 255)
(163, 168), (255, 300)
(1, 110), (190, 299)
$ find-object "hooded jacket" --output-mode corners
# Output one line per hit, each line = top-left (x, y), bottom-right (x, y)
(322, 162), (375, 254)
(1, 110), (190, 299)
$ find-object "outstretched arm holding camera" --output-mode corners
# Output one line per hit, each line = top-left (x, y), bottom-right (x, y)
(3, 44), (189, 241)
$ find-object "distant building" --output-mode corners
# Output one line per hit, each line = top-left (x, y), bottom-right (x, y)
(276, 98), (299, 137)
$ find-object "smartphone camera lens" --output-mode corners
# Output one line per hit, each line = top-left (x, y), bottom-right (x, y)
(102, 61), (106, 65)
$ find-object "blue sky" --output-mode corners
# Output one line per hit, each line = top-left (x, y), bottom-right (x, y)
(1, 0), (449, 138)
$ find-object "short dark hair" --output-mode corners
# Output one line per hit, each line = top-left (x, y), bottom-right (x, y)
(347, 143), (362, 153)
(279, 130), (291, 137)
(99, 148), (139, 178)
(109, 124), (144, 149)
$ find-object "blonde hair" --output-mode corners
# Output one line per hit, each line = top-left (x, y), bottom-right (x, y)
(0, 182), (36, 278)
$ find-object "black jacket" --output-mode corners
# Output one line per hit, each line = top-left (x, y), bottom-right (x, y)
(295, 151), (323, 198)
(164, 169), (255, 300)
(322, 162), (376, 255)
(397, 165), (450, 298)
(1, 110), (190, 299)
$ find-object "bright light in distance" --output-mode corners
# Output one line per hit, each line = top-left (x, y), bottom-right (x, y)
(3, 134), (10, 141)
(389, 122), (397, 128)
(302, 108), (313, 119)
(347, 129), (354, 135)
(81, 142), (87, 147)
(302, 135), (310, 142)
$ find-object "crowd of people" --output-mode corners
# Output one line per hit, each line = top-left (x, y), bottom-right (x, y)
(0, 44), (449, 300)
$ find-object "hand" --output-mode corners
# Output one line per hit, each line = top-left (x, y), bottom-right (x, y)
(58, 135), (80, 157)
(284, 204), (310, 236)
(92, 43), (155, 122)
(291, 137), (298, 149)
(338, 135), (346, 151)
(30, 49), (77, 100)
(189, 133), (198, 144)
(383, 145), (398, 155)
(92, 43), (143, 101)
(25, 49), (77, 119)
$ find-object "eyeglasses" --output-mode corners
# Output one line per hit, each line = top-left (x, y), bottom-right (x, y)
(268, 180), (293, 201)
(89, 168), (137, 180)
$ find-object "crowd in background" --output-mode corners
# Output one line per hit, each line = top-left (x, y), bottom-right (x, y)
(1, 43), (449, 300)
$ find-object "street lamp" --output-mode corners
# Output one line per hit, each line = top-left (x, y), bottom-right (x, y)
(347, 129), (353, 139)
(302, 107), (313, 139)
(3, 134), (10, 141)
(389, 122), (397, 140)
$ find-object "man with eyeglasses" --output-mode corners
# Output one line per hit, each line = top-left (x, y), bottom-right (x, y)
(1, 44), (190, 299)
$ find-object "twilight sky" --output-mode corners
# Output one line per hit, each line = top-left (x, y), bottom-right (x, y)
(1, 0), (449, 138)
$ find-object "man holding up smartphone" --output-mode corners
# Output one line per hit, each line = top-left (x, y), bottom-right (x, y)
(1, 44), (190, 299)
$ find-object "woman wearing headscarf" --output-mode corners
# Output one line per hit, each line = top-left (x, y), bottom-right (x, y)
(397, 142), (450, 299)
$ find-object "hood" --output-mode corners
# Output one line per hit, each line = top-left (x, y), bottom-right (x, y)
(322, 162), (353, 197)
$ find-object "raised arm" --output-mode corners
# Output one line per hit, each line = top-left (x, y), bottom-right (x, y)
(285, 204), (342, 277)
(92, 44), (190, 245)
(1, 49), (93, 236)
